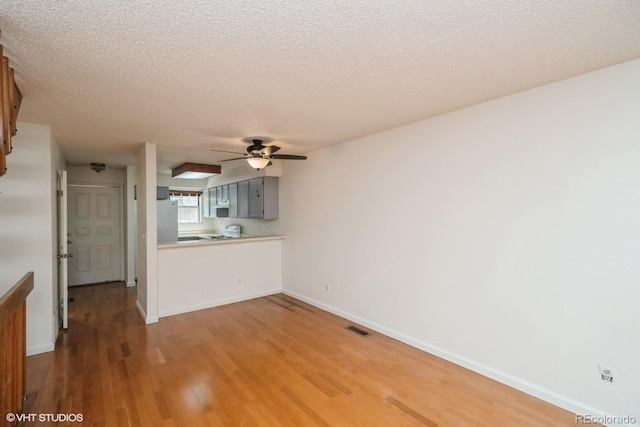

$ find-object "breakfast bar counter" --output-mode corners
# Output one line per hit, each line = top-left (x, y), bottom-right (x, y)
(157, 235), (283, 318)
(157, 234), (285, 249)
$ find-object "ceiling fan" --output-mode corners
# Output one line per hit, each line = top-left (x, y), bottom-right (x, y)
(211, 138), (307, 170)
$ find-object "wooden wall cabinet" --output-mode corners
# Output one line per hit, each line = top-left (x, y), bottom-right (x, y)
(0, 44), (23, 177)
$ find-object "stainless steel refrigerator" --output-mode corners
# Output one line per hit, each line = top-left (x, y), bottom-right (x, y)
(157, 200), (178, 243)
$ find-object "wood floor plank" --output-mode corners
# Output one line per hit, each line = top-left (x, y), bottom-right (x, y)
(25, 283), (581, 426)
(386, 396), (439, 427)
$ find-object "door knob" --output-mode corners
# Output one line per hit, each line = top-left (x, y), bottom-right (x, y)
(68, 253), (74, 258)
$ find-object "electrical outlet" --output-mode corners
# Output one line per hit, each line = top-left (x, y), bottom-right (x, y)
(599, 366), (614, 383)
(325, 283), (330, 292)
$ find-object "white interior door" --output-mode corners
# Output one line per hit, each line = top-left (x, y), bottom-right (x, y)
(68, 185), (122, 286)
(57, 171), (69, 329)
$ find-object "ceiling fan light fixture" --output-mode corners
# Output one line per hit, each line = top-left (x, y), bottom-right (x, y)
(172, 162), (221, 179)
(246, 157), (270, 170)
(90, 163), (106, 173)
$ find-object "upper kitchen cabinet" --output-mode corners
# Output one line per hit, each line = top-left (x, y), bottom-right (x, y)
(237, 180), (249, 218)
(228, 182), (238, 218)
(157, 186), (170, 200)
(202, 177), (278, 219)
(203, 186), (218, 218)
(248, 177), (279, 219)
(216, 184), (229, 207)
(202, 188), (211, 217)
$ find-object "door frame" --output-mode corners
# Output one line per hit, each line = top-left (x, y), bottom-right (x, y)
(67, 184), (126, 283)
(57, 171), (69, 330)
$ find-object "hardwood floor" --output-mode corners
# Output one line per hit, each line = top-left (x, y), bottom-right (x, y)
(26, 283), (578, 426)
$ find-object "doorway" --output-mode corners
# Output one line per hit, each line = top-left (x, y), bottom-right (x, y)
(67, 185), (123, 286)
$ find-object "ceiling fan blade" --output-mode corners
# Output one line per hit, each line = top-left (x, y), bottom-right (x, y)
(211, 149), (246, 155)
(219, 157), (247, 162)
(261, 145), (281, 156)
(269, 154), (307, 160)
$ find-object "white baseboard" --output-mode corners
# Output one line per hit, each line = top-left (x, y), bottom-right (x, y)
(135, 300), (158, 324)
(27, 342), (55, 356)
(126, 281), (136, 288)
(158, 289), (280, 318)
(282, 289), (616, 424)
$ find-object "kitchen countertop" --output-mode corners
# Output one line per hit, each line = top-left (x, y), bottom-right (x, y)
(157, 234), (285, 249)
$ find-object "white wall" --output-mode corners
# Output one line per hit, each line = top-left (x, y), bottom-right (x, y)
(67, 165), (124, 185)
(279, 59), (640, 421)
(0, 122), (64, 355)
(135, 143), (158, 323)
(157, 239), (282, 317)
(157, 174), (208, 189)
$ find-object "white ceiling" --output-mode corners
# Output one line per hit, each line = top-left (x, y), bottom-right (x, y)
(1, 1), (639, 172)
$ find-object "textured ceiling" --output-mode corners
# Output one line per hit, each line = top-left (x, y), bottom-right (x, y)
(1, 0), (639, 172)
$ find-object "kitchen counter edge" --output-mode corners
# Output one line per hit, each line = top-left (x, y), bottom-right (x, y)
(157, 235), (285, 249)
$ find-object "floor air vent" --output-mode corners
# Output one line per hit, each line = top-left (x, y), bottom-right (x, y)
(346, 326), (370, 337)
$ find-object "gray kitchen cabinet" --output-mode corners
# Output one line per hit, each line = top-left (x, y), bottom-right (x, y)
(237, 180), (249, 218)
(202, 177), (277, 219)
(248, 177), (279, 219)
(209, 186), (218, 218)
(157, 186), (170, 200)
(228, 182), (238, 218)
(216, 184), (229, 206)
(214, 186), (230, 217)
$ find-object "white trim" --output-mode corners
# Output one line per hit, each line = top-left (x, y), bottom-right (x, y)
(135, 299), (146, 319)
(126, 281), (136, 288)
(135, 300), (158, 324)
(27, 342), (55, 356)
(158, 289), (280, 318)
(282, 289), (614, 423)
(52, 312), (60, 345)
